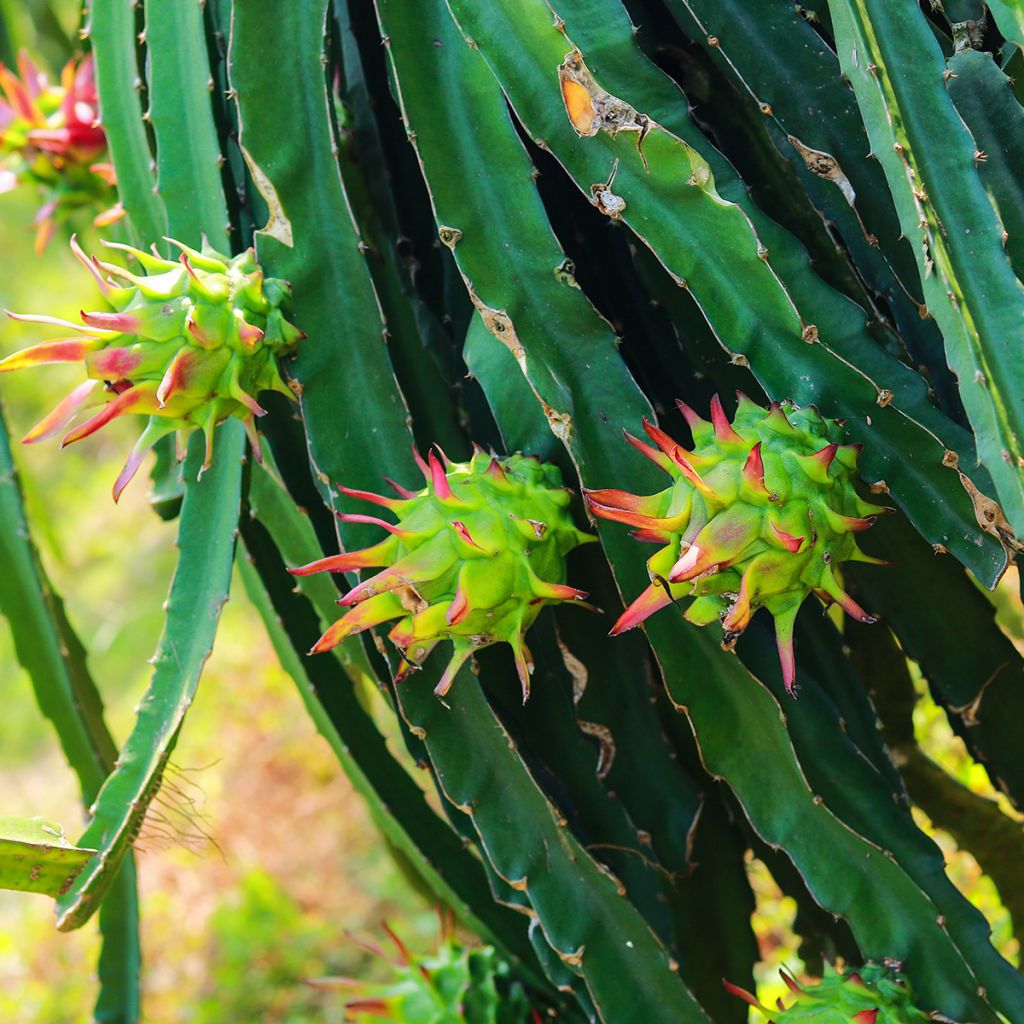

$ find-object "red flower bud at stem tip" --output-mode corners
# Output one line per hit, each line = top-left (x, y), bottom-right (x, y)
(710, 394), (744, 443)
(428, 450), (454, 499)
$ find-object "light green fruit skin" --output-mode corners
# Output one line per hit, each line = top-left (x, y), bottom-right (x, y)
(769, 962), (933, 1024)
(381, 452), (593, 668)
(649, 400), (880, 629)
(93, 243), (301, 434)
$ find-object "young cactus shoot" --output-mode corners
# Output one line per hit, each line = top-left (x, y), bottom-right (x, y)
(587, 394), (889, 694)
(291, 448), (595, 700)
(0, 237), (302, 499)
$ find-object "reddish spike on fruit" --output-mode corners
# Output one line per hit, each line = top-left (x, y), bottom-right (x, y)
(769, 521), (805, 553)
(412, 446), (431, 482)
(79, 309), (141, 333)
(824, 508), (876, 533)
(764, 401), (797, 435)
(434, 646), (473, 698)
(61, 384), (154, 446)
(336, 512), (408, 536)
(774, 604), (800, 697)
(742, 441), (767, 493)
(631, 527), (673, 543)
(511, 638), (534, 703)
(710, 394), (744, 443)
(669, 508), (759, 583)
(796, 442), (838, 484)
(623, 428), (673, 473)
(70, 234), (115, 296)
(0, 337), (103, 371)
(381, 922), (414, 965)
(779, 968), (803, 995)
(427, 450), (454, 499)
(675, 398), (710, 433)
(309, 593), (404, 653)
(819, 567), (876, 623)
(610, 581), (673, 635)
(852, 1011), (879, 1024)
(583, 487), (663, 516)
(721, 979), (770, 1012)
(337, 483), (402, 511)
(641, 416), (683, 458)
(7, 310), (109, 333)
(23, 379), (100, 443)
(721, 573), (754, 633)
(113, 424), (174, 503)
(535, 581), (589, 602)
(156, 346), (198, 406)
(288, 541), (394, 577)
(586, 494), (665, 531)
(451, 519), (487, 551)
(673, 451), (720, 502)
(384, 476), (417, 499)
(433, 444), (453, 467)
(446, 584), (469, 626)
(485, 456), (509, 483)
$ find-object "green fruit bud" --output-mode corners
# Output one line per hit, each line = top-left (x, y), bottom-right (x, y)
(0, 236), (302, 500)
(291, 448), (595, 701)
(587, 393), (889, 694)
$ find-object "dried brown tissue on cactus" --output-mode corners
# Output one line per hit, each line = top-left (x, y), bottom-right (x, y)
(290, 447), (596, 702)
(0, 236), (303, 499)
(587, 393), (891, 695)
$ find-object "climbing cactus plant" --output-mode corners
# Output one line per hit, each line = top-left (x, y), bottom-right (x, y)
(2, 1), (1024, 1021)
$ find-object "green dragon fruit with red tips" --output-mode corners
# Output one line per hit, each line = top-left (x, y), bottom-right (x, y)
(315, 921), (538, 1023)
(586, 393), (889, 695)
(0, 52), (122, 251)
(290, 448), (595, 700)
(0, 236), (302, 499)
(724, 961), (933, 1024)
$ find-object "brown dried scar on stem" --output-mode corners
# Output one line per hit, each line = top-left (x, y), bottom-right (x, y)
(558, 49), (651, 170)
(958, 470), (1020, 568)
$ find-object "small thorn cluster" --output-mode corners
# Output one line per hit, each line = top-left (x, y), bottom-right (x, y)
(321, 920), (537, 1023)
(291, 448), (595, 701)
(0, 52), (123, 250)
(0, 236), (302, 499)
(725, 961), (931, 1024)
(587, 394), (889, 695)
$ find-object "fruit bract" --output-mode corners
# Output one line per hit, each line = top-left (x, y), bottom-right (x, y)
(291, 448), (594, 700)
(725, 961), (932, 1024)
(0, 236), (302, 499)
(587, 394), (888, 694)
(0, 52), (122, 250)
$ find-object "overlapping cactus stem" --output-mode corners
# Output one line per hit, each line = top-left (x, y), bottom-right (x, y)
(586, 394), (890, 695)
(290, 449), (596, 701)
(724, 961), (933, 1024)
(0, 236), (303, 499)
(311, 918), (538, 1023)
(0, 52), (123, 251)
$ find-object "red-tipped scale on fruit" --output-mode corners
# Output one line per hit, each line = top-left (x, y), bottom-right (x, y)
(588, 395), (885, 693)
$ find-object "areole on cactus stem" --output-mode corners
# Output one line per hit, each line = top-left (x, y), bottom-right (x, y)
(291, 448), (595, 701)
(586, 393), (890, 695)
(724, 961), (931, 1024)
(0, 236), (302, 499)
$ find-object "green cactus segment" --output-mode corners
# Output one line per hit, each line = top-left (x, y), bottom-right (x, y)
(85, 0), (168, 247)
(727, 962), (931, 1024)
(143, 0), (229, 248)
(55, 423), (245, 931)
(296, 450), (594, 701)
(826, 0), (1024, 542)
(0, 817), (95, 898)
(0, 52), (122, 250)
(589, 394), (886, 694)
(446, 0), (1007, 587)
(0, 237), (300, 499)
(946, 49), (1024, 279)
(337, 926), (534, 1024)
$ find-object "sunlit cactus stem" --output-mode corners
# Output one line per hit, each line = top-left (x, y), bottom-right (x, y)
(291, 448), (595, 701)
(587, 393), (890, 694)
(0, 236), (303, 499)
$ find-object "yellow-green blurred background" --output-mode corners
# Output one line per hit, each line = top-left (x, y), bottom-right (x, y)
(0, 12), (1021, 1019)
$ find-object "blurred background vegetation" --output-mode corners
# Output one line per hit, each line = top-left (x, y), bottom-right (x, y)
(0, 3), (1021, 1020)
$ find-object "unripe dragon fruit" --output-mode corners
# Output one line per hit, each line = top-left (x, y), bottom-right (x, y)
(291, 449), (594, 700)
(0, 52), (122, 250)
(724, 961), (932, 1024)
(0, 236), (302, 499)
(586, 394), (888, 694)
(319, 922), (537, 1023)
